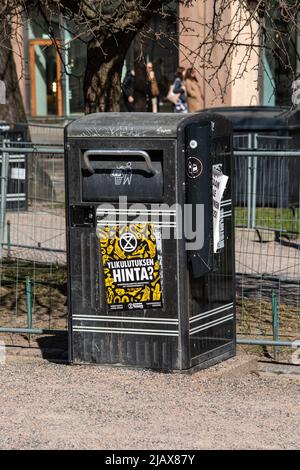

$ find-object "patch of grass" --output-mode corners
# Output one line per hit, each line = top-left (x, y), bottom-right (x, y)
(0, 258), (67, 287)
(0, 259), (67, 330)
(237, 296), (300, 360)
(235, 207), (299, 234)
(237, 296), (300, 337)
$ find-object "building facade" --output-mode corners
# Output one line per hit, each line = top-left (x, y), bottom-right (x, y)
(12, 2), (299, 121)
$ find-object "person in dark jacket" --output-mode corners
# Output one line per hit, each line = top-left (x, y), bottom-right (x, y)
(121, 69), (135, 112)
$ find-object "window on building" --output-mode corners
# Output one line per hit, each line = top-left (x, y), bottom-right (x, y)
(29, 40), (62, 116)
(28, 14), (62, 116)
(27, 11), (86, 117)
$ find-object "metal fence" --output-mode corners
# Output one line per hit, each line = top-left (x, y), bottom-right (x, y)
(0, 141), (66, 334)
(27, 122), (64, 145)
(0, 131), (299, 358)
(234, 134), (300, 354)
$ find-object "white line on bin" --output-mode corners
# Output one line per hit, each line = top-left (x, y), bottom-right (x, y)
(73, 325), (179, 337)
(190, 314), (234, 335)
(72, 315), (178, 324)
(190, 303), (233, 323)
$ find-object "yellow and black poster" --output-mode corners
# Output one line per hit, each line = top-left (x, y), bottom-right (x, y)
(98, 223), (163, 311)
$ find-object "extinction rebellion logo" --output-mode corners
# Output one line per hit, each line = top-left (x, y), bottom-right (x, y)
(119, 232), (138, 253)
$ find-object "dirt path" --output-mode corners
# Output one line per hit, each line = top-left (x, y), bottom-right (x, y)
(0, 352), (299, 450)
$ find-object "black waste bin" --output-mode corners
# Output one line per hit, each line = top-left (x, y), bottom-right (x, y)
(65, 112), (236, 372)
(0, 121), (28, 211)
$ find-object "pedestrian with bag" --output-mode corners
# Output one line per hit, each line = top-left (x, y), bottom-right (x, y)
(171, 67), (188, 113)
(146, 62), (160, 113)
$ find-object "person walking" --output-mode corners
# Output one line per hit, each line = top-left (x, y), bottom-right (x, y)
(172, 67), (188, 113)
(121, 69), (135, 112)
(146, 62), (160, 112)
(185, 67), (204, 112)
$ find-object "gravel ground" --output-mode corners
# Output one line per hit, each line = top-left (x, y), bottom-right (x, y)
(0, 352), (299, 450)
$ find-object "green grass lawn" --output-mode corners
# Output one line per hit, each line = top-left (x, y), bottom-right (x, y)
(0, 259), (67, 330)
(235, 207), (299, 234)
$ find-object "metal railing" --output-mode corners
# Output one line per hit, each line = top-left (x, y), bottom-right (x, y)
(0, 141), (67, 335)
(234, 142), (300, 356)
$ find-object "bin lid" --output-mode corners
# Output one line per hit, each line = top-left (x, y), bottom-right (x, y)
(202, 106), (289, 131)
(66, 112), (229, 139)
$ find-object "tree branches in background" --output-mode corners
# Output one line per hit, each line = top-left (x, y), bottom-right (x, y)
(0, 0), (300, 113)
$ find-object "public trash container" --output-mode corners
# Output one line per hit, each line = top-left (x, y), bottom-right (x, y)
(65, 112), (236, 372)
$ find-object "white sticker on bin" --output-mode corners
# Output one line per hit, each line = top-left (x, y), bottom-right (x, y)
(213, 164), (228, 253)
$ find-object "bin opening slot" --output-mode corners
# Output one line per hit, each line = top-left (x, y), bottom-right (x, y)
(82, 149), (158, 175)
(81, 149), (164, 201)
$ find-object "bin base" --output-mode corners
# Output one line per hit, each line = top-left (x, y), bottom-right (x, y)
(69, 342), (236, 374)
(181, 344), (236, 374)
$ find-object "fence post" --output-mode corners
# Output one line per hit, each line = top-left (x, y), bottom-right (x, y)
(272, 289), (279, 361)
(251, 134), (258, 229)
(7, 219), (11, 257)
(26, 276), (32, 330)
(247, 156), (252, 228)
(298, 182), (300, 237)
(0, 139), (9, 259)
(247, 133), (252, 228)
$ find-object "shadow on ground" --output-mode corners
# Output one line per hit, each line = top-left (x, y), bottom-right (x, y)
(36, 333), (68, 363)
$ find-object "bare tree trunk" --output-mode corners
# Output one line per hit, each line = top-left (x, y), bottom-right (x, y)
(27, 0), (173, 114)
(134, 40), (147, 111)
(0, 35), (26, 123)
(84, 34), (134, 113)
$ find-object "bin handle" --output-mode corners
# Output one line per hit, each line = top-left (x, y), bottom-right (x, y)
(82, 149), (158, 175)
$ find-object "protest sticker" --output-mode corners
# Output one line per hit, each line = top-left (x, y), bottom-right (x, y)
(98, 223), (163, 311)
